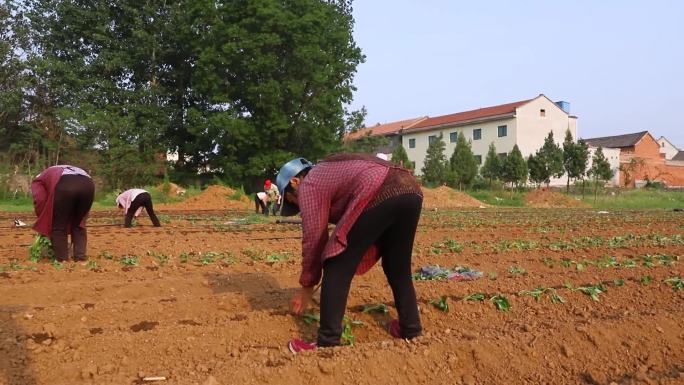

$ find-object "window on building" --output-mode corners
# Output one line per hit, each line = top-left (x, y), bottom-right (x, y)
(498, 125), (507, 137)
(540, 109), (546, 117)
(473, 128), (482, 140)
(408, 138), (416, 149)
(475, 155), (482, 165)
(428, 135), (437, 145)
(449, 132), (457, 143)
(498, 152), (507, 158)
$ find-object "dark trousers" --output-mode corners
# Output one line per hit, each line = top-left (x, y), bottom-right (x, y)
(125, 192), (161, 227)
(317, 193), (423, 347)
(254, 194), (268, 215)
(51, 175), (95, 261)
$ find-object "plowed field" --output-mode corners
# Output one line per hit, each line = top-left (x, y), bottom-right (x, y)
(1, 208), (683, 385)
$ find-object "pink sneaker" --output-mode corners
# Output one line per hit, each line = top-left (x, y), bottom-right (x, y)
(288, 339), (317, 354)
(388, 319), (402, 339)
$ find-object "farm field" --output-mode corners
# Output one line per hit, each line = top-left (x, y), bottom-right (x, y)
(0, 208), (683, 385)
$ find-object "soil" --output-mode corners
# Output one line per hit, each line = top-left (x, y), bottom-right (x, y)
(156, 183), (185, 198)
(524, 189), (590, 208)
(422, 186), (486, 209)
(158, 185), (251, 211)
(0, 208), (683, 385)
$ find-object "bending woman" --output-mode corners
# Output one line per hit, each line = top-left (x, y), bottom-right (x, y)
(116, 189), (161, 227)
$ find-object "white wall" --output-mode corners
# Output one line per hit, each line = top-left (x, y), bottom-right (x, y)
(403, 117), (516, 174)
(658, 137), (680, 159)
(587, 147), (621, 186)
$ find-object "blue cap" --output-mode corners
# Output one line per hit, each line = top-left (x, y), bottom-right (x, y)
(276, 158), (313, 216)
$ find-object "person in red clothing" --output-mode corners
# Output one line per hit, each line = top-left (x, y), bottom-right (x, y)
(276, 154), (423, 352)
(31, 165), (95, 262)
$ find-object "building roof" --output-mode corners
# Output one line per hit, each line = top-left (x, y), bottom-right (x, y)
(345, 116), (427, 141)
(658, 136), (681, 150)
(406, 99), (532, 132)
(583, 131), (649, 149)
(673, 151), (684, 161)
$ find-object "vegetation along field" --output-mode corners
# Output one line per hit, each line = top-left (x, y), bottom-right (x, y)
(0, 205), (682, 385)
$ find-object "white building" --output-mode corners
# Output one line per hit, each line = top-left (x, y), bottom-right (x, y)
(401, 94), (577, 185)
(586, 147), (621, 186)
(658, 136), (681, 160)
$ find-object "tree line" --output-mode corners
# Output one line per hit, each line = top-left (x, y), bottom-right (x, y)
(391, 130), (614, 193)
(0, 0), (364, 190)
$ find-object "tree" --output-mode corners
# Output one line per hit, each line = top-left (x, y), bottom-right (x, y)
(588, 146), (614, 201)
(344, 132), (389, 154)
(421, 134), (447, 186)
(501, 145), (527, 189)
(448, 134), (478, 190)
(391, 145), (413, 171)
(535, 131), (564, 187)
(527, 154), (546, 187)
(563, 130), (589, 193)
(480, 142), (501, 188)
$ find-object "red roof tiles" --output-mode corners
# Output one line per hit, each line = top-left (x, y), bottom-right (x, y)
(345, 116), (428, 141)
(406, 99), (532, 133)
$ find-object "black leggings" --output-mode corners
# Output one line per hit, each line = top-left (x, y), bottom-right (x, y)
(125, 192), (161, 227)
(51, 175), (95, 261)
(317, 193), (423, 347)
(254, 194), (268, 215)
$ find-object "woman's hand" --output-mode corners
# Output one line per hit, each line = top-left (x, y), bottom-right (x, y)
(290, 286), (314, 315)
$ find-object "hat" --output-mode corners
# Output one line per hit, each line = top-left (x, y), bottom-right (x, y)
(276, 158), (313, 216)
(264, 179), (272, 188)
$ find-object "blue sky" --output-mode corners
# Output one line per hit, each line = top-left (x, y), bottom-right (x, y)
(349, 1), (684, 147)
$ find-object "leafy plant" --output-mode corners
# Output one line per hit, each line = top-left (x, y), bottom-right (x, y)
(266, 253), (290, 263)
(640, 275), (652, 285)
(51, 259), (64, 270)
(463, 293), (486, 302)
(508, 266), (527, 275)
(147, 251), (170, 266)
(518, 288), (545, 301)
(86, 260), (99, 270)
(429, 296), (449, 313)
(574, 284), (607, 301)
(100, 250), (114, 260)
(490, 295), (511, 312)
(301, 312), (320, 325)
(121, 255), (139, 266)
(663, 277), (683, 291)
(341, 316), (364, 346)
(179, 252), (190, 263)
(613, 279), (625, 286)
(28, 235), (54, 262)
(361, 303), (389, 314)
(541, 257), (555, 268)
(488, 272), (498, 280)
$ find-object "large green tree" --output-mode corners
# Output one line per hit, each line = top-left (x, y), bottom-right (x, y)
(501, 144), (527, 189)
(448, 133), (478, 190)
(588, 146), (614, 201)
(391, 145), (413, 171)
(24, 0), (365, 188)
(562, 129), (589, 193)
(480, 142), (501, 187)
(533, 131), (564, 187)
(527, 153), (545, 187)
(421, 134), (447, 186)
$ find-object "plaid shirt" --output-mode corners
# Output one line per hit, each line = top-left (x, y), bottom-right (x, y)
(298, 160), (389, 287)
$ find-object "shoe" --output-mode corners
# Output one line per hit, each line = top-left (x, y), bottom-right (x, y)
(288, 339), (317, 354)
(14, 219), (27, 227)
(73, 255), (88, 262)
(388, 319), (402, 339)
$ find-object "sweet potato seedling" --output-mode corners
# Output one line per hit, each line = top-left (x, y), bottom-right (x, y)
(429, 296), (449, 312)
(518, 288), (545, 301)
(640, 275), (652, 285)
(508, 266), (527, 275)
(490, 295), (510, 312)
(613, 279), (625, 287)
(361, 303), (389, 314)
(663, 277), (683, 291)
(99, 250), (114, 260)
(51, 260), (64, 270)
(121, 255), (139, 266)
(28, 235), (54, 262)
(574, 284), (607, 302)
(341, 316), (364, 346)
(463, 293), (486, 302)
(86, 260), (99, 270)
(301, 312), (320, 325)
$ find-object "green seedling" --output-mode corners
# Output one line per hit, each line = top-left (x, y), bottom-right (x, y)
(429, 296), (449, 313)
(179, 252), (190, 263)
(121, 255), (139, 266)
(463, 293), (486, 302)
(663, 277), (683, 291)
(361, 303), (389, 314)
(640, 275), (652, 285)
(147, 251), (170, 266)
(301, 312), (320, 325)
(656, 254), (678, 266)
(549, 290), (565, 304)
(574, 284), (607, 302)
(51, 259), (64, 270)
(518, 288), (545, 301)
(508, 266), (527, 275)
(613, 279), (625, 287)
(488, 272), (498, 280)
(541, 257), (555, 268)
(642, 255), (654, 268)
(29, 235), (54, 262)
(266, 253), (290, 263)
(341, 316), (364, 346)
(560, 258), (573, 268)
(220, 253), (237, 265)
(199, 252), (218, 265)
(596, 255), (619, 268)
(100, 250), (114, 260)
(621, 258), (637, 268)
(490, 295), (510, 312)
(86, 260), (99, 270)
(241, 248), (265, 261)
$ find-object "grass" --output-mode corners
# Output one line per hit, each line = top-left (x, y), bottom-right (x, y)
(467, 190), (525, 207)
(572, 188), (684, 209)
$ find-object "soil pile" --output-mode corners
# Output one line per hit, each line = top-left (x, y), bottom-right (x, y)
(422, 186), (486, 209)
(156, 182), (185, 197)
(159, 185), (251, 210)
(524, 189), (590, 208)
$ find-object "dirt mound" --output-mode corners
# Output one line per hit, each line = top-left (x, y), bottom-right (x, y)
(422, 186), (486, 209)
(156, 182), (186, 197)
(159, 185), (251, 210)
(524, 189), (590, 208)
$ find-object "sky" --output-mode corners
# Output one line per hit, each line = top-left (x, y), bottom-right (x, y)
(349, 0), (684, 147)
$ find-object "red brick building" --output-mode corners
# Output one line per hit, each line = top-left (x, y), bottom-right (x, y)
(585, 131), (684, 187)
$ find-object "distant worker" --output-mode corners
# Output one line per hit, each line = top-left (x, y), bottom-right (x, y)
(264, 179), (281, 215)
(254, 191), (269, 215)
(276, 153), (423, 353)
(116, 188), (161, 227)
(31, 165), (95, 262)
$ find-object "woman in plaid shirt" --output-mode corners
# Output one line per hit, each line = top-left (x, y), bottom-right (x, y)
(276, 154), (423, 352)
